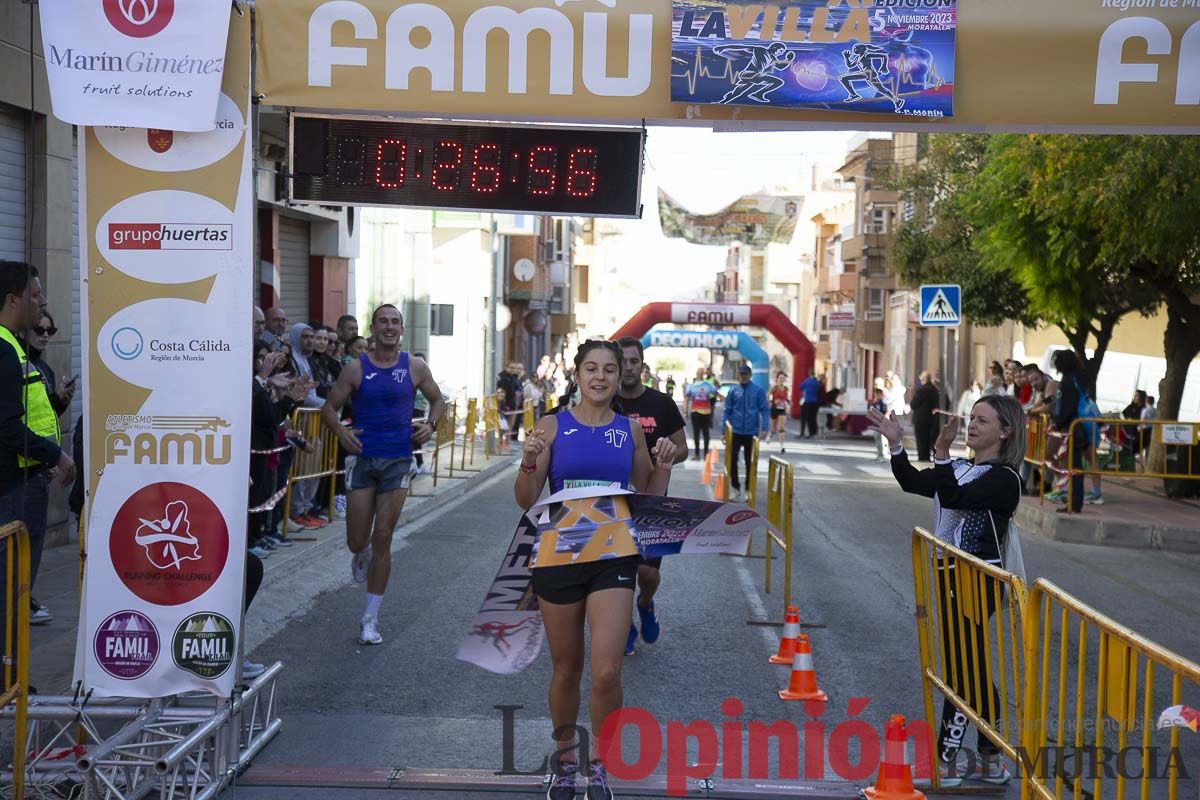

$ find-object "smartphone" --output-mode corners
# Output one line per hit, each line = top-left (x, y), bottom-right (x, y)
(65, 375), (79, 387)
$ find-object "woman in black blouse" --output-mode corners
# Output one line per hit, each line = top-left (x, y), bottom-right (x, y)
(867, 394), (1025, 787)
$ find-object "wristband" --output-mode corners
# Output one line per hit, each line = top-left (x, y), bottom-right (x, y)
(520, 461), (537, 474)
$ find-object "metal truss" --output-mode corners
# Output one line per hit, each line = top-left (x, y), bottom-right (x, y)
(1, 662), (281, 800)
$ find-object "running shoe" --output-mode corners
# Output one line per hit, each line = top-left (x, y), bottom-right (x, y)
(586, 759), (614, 800)
(290, 514), (321, 530)
(359, 614), (383, 645)
(624, 623), (637, 656)
(967, 755), (1013, 785)
(417, 465), (434, 476)
(637, 599), (660, 644)
(248, 545), (272, 559)
(352, 543), (372, 584)
(242, 659), (266, 680)
(937, 758), (965, 788)
(29, 599), (52, 626)
(1043, 489), (1067, 503)
(1085, 492), (1104, 505)
(265, 532), (295, 548)
(547, 759), (578, 800)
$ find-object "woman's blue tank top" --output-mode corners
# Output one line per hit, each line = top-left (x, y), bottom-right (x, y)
(548, 410), (635, 493)
(352, 352), (414, 458)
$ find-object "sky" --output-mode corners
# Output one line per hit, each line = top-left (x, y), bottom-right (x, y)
(608, 126), (863, 300)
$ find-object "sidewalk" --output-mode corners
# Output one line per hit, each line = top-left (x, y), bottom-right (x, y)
(1017, 477), (1200, 552)
(22, 451), (517, 695)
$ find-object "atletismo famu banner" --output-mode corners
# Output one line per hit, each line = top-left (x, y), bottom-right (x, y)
(671, 0), (956, 118)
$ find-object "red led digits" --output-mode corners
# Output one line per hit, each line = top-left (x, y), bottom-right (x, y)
(431, 141), (463, 191)
(527, 146), (558, 196)
(375, 139), (407, 188)
(470, 144), (501, 193)
(566, 147), (598, 198)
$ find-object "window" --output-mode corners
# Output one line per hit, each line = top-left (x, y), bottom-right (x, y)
(868, 289), (884, 310)
(430, 304), (454, 336)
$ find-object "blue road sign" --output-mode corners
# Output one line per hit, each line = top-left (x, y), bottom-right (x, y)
(919, 285), (961, 327)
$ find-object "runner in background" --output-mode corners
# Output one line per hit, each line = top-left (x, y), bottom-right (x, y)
(515, 339), (677, 800)
(769, 372), (790, 453)
(685, 367), (717, 459)
(722, 364), (770, 503)
(616, 337), (688, 657)
(321, 305), (445, 646)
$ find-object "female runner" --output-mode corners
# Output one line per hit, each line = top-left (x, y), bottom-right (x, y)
(515, 340), (677, 800)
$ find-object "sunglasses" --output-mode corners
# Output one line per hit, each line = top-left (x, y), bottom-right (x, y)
(33, 326), (57, 337)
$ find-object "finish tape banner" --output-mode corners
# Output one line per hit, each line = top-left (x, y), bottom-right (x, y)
(74, 12), (252, 698)
(458, 487), (765, 674)
(659, 189), (802, 247)
(38, 0), (233, 131)
(670, 0), (957, 117)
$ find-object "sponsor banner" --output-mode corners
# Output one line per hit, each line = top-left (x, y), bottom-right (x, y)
(659, 189), (802, 246)
(76, 12), (252, 698)
(669, 303), (752, 326)
(828, 309), (856, 330)
(38, 0), (233, 131)
(254, 0), (1200, 132)
(670, 1), (956, 117)
(458, 487), (766, 674)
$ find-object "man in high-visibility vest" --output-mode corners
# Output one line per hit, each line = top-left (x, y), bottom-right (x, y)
(0, 261), (75, 645)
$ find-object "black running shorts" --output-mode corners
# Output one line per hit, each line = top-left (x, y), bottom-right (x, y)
(532, 556), (638, 605)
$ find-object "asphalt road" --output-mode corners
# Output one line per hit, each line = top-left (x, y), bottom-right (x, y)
(230, 427), (1200, 800)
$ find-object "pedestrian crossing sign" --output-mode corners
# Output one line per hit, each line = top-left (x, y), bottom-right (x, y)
(919, 285), (961, 327)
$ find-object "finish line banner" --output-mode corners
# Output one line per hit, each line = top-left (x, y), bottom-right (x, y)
(75, 11), (252, 699)
(659, 189), (802, 247)
(670, 0), (956, 117)
(458, 487), (765, 674)
(38, 0), (233, 131)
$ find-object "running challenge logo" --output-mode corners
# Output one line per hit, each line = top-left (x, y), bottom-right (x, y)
(103, 0), (175, 38)
(109, 223), (232, 251)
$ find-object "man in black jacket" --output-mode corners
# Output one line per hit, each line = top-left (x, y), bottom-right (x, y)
(910, 371), (942, 462)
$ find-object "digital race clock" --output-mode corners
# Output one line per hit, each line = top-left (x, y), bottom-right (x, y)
(289, 115), (644, 218)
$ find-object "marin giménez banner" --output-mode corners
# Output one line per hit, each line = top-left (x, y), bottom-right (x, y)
(659, 189), (802, 247)
(74, 11), (251, 698)
(38, 0), (233, 131)
(458, 487), (766, 674)
(671, 0), (956, 118)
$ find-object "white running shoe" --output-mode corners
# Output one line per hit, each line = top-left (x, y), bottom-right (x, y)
(359, 614), (383, 645)
(351, 543), (372, 584)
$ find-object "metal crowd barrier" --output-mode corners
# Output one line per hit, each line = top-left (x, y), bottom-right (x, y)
(760, 456), (795, 620)
(1021, 580), (1200, 800)
(281, 407), (340, 534)
(431, 401), (466, 486)
(1024, 413), (1052, 500)
(1062, 417), (1199, 509)
(0, 521), (30, 799)
(910, 526), (1028, 790)
(459, 397), (481, 472)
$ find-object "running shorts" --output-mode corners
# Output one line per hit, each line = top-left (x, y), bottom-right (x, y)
(347, 455), (413, 493)
(532, 556), (638, 605)
(770, 408), (786, 419)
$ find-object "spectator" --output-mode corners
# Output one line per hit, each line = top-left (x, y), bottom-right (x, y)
(1121, 390), (1148, 455)
(411, 352), (434, 477)
(0, 262), (74, 640)
(253, 306), (266, 341)
(870, 387), (889, 462)
(685, 366), (717, 459)
(1052, 350), (1101, 512)
(343, 336), (367, 365)
(336, 314), (359, 347)
(20, 310), (74, 419)
(824, 386), (843, 431)
(957, 381), (983, 418)
(721, 364), (769, 503)
(1139, 395), (1157, 459)
(287, 323), (326, 528)
(798, 370), (822, 439)
(250, 340), (305, 556)
(981, 364), (1006, 397)
(262, 307), (288, 350)
(497, 362), (523, 445)
(909, 371), (942, 462)
(309, 326), (339, 399)
(885, 371), (909, 424)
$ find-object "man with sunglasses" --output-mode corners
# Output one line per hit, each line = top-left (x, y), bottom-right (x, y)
(0, 261), (76, 656)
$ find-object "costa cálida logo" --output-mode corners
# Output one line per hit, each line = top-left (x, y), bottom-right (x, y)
(147, 129), (173, 153)
(103, 0), (175, 39)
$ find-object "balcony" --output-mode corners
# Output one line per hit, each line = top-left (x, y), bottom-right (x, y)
(857, 318), (885, 346)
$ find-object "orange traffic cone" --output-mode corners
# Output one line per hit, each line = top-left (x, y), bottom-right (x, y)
(864, 715), (925, 800)
(701, 452), (713, 486)
(713, 472), (726, 500)
(778, 634), (827, 701)
(770, 606), (801, 665)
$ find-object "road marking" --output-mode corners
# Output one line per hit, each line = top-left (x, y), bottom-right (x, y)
(735, 561), (780, 652)
(856, 465), (893, 478)
(795, 462), (841, 476)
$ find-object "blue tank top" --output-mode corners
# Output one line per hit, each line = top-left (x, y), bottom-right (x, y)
(548, 410), (635, 493)
(352, 352), (414, 458)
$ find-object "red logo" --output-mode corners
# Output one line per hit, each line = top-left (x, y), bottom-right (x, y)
(102, 0), (175, 38)
(147, 130), (174, 153)
(725, 510), (757, 525)
(109, 483), (229, 606)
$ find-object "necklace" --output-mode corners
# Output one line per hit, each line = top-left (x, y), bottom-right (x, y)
(573, 408), (614, 432)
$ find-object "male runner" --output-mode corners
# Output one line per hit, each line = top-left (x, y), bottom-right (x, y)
(616, 337), (688, 656)
(714, 42), (796, 104)
(322, 304), (445, 645)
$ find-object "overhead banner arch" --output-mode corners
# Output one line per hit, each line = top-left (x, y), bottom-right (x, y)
(615, 303), (814, 417)
(256, 0), (1200, 133)
(641, 329), (771, 393)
